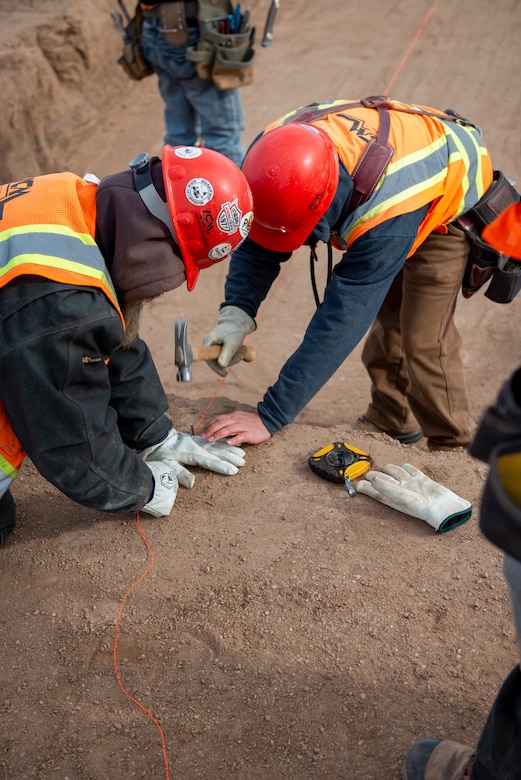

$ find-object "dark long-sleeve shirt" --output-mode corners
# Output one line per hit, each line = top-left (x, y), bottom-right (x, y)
(222, 162), (429, 433)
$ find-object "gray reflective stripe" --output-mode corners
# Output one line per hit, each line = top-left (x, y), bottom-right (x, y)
(0, 227), (118, 299)
(339, 122), (489, 240)
(382, 122), (487, 209)
(0, 474), (14, 496)
(442, 121), (488, 208)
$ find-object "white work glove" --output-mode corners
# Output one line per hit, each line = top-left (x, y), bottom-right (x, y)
(203, 305), (256, 377)
(139, 428), (246, 489)
(355, 463), (472, 533)
(141, 460), (178, 518)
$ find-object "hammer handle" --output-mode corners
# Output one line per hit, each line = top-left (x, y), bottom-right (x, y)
(191, 344), (256, 363)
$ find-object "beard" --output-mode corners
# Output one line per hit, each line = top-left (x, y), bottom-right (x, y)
(117, 299), (145, 348)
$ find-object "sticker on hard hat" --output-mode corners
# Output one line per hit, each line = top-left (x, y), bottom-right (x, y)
(185, 178), (213, 206)
(209, 243), (232, 260)
(240, 211), (254, 238)
(217, 200), (241, 234)
(174, 147), (203, 159)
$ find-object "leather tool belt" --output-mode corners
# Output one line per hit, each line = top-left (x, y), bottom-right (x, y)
(142, 1), (198, 44)
(456, 171), (521, 303)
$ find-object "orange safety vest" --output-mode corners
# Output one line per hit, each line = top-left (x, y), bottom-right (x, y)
(0, 171), (124, 490)
(267, 98), (494, 255)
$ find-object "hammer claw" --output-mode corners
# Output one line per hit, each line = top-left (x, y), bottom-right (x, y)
(174, 318), (193, 382)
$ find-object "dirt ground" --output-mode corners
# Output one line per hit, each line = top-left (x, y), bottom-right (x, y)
(2, 1), (521, 778)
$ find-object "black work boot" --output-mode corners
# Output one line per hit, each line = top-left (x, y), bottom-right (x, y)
(403, 739), (476, 779)
(0, 489), (16, 545)
(345, 414), (424, 444)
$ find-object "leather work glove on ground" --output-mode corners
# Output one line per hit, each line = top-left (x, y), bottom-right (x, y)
(141, 460), (178, 518)
(140, 428), (246, 488)
(355, 463), (472, 533)
(203, 305), (256, 377)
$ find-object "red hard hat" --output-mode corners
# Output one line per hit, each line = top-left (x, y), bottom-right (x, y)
(162, 145), (254, 290)
(241, 123), (340, 252)
(482, 202), (521, 261)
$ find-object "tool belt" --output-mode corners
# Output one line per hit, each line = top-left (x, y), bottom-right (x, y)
(456, 171), (521, 303)
(114, 2), (154, 81)
(186, 0), (255, 91)
(141, 1), (199, 44)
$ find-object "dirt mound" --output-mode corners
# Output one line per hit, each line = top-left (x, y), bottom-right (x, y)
(0, 0), (124, 180)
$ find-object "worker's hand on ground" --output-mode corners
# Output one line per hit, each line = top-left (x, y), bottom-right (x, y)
(141, 460), (178, 517)
(140, 428), (246, 488)
(355, 463), (472, 533)
(203, 305), (256, 377)
(201, 411), (271, 446)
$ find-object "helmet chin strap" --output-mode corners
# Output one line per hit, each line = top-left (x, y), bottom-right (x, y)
(129, 153), (178, 241)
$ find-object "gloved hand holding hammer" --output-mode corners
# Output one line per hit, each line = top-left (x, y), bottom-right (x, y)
(203, 305), (256, 377)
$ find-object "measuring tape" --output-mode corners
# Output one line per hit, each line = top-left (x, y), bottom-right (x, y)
(308, 441), (373, 495)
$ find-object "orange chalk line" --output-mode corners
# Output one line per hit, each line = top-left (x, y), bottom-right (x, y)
(384, 0), (441, 95)
(113, 2), (443, 776)
(113, 515), (170, 780)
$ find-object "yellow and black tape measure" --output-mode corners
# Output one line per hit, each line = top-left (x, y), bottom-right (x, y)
(308, 441), (373, 484)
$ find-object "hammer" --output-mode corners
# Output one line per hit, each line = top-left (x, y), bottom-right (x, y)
(174, 318), (256, 382)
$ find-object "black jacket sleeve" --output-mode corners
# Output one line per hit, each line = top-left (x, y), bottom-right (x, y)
(0, 279), (171, 514)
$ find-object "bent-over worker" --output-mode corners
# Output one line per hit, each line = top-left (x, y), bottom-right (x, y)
(199, 97), (513, 451)
(0, 145), (253, 544)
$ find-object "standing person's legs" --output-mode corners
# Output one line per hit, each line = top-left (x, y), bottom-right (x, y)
(363, 224), (472, 449)
(185, 80), (245, 167)
(142, 19), (245, 165)
(141, 21), (200, 147)
(362, 269), (420, 435)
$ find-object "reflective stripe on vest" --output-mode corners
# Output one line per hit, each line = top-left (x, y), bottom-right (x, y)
(0, 171), (123, 320)
(0, 402), (25, 488)
(0, 225), (122, 315)
(268, 100), (493, 254)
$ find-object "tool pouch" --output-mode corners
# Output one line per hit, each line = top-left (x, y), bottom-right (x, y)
(457, 170), (521, 302)
(186, 0), (255, 90)
(116, 3), (154, 81)
(158, 1), (189, 45)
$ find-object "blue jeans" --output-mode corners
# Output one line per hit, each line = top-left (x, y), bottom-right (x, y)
(472, 555), (521, 779)
(141, 19), (245, 167)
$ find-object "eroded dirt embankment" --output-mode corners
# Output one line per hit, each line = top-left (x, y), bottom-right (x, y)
(0, 0), (126, 182)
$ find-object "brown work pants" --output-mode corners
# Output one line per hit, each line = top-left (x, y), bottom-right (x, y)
(362, 223), (473, 450)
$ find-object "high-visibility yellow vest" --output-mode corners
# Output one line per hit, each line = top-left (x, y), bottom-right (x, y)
(0, 172), (124, 491)
(268, 99), (494, 254)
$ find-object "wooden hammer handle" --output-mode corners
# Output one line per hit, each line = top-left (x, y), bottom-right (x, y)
(191, 344), (256, 363)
